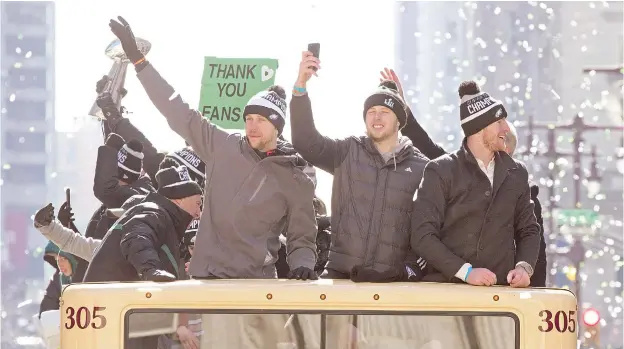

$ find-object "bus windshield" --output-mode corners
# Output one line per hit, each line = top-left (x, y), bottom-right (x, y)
(125, 310), (518, 349)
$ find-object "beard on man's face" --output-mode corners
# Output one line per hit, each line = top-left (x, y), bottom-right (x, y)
(482, 129), (506, 152)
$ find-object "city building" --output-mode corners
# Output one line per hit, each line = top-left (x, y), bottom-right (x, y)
(1, 1), (55, 281)
(395, 1), (622, 345)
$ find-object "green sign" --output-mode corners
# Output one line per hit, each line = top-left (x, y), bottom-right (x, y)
(198, 57), (279, 130)
(555, 209), (599, 227)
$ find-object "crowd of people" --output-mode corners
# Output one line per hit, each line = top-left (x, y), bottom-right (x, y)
(32, 16), (547, 348)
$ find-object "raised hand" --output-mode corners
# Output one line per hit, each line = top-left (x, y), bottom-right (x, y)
(295, 51), (320, 88)
(108, 16), (142, 63)
(96, 75), (127, 98)
(34, 203), (55, 228)
(57, 202), (75, 228)
(379, 67), (405, 99)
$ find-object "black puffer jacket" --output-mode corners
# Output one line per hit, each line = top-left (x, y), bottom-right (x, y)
(38, 271), (62, 317)
(72, 145), (155, 282)
(290, 94), (429, 277)
(83, 193), (192, 283)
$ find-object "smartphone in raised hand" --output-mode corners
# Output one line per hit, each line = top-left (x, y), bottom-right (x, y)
(307, 43), (320, 71)
(65, 187), (71, 207)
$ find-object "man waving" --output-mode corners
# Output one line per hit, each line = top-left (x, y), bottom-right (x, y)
(108, 16), (317, 280)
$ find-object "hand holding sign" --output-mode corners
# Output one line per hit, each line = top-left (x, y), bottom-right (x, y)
(296, 51), (321, 88)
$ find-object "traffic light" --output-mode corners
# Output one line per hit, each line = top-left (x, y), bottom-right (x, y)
(582, 308), (600, 348)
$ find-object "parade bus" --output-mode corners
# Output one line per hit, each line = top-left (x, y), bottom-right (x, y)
(57, 279), (577, 349)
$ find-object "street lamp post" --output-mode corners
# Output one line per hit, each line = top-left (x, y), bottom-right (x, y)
(582, 66), (623, 124)
(515, 115), (622, 295)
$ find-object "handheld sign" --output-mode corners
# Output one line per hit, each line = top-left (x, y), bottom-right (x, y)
(198, 57), (279, 130)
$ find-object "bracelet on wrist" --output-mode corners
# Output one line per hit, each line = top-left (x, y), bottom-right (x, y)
(293, 85), (306, 94)
(464, 266), (473, 282)
(133, 56), (146, 65)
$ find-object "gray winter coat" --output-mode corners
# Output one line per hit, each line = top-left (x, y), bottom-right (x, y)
(136, 63), (317, 278)
(290, 94), (429, 275)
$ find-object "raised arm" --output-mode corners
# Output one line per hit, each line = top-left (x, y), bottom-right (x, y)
(93, 142), (142, 208)
(37, 221), (100, 262)
(108, 16), (232, 163)
(135, 62), (232, 162)
(377, 68), (447, 160)
(290, 51), (350, 173)
(107, 117), (164, 183)
(402, 105), (448, 159)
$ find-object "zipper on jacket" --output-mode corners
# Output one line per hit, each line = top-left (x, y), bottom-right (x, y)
(368, 171), (391, 268)
(249, 175), (268, 202)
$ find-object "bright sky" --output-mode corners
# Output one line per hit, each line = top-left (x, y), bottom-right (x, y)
(55, 0), (395, 208)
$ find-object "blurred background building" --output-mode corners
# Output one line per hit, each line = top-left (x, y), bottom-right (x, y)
(1, 0), (55, 286)
(0, 1), (622, 348)
(396, 1), (623, 347)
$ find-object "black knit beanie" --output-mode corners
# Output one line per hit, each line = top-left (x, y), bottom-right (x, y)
(458, 80), (507, 136)
(167, 147), (205, 184)
(117, 139), (144, 183)
(243, 85), (287, 135)
(156, 166), (203, 200)
(363, 80), (407, 128)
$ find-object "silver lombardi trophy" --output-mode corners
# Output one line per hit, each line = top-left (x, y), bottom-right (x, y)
(88, 37), (151, 120)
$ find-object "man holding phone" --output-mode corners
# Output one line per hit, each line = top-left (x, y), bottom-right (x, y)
(290, 48), (430, 279)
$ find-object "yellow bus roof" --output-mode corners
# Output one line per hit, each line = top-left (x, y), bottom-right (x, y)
(62, 279), (576, 311)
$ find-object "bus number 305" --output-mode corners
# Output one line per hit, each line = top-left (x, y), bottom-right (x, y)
(65, 306), (107, 330)
(538, 310), (576, 333)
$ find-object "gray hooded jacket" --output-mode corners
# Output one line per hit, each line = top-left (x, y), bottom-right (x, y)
(136, 63), (317, 278)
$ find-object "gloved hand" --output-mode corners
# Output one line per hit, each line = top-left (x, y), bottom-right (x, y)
(34, 203), (55, 228)
(96, 92), (123, 122)
(105, 132), (126, 151)
(96, 75), (127, 98)
(108, 16), (143, 63)
(142, 269), (176, 282)
(316, 215), (331, 231)
(57, 202), (75, 228)
(287, 267), (318, 281)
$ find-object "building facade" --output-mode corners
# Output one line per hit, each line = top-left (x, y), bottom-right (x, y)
(395, 1), (622, 346)
(1, 1), (55, 281)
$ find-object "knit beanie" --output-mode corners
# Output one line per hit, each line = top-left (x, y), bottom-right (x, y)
(156, 166), (203, 200)
(458, 80), (508, 136)
(166, 147), (206, 184)
(117, 139), (144, 183)
(363, 80), (407, 128)
(243, 85), (287, 135)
